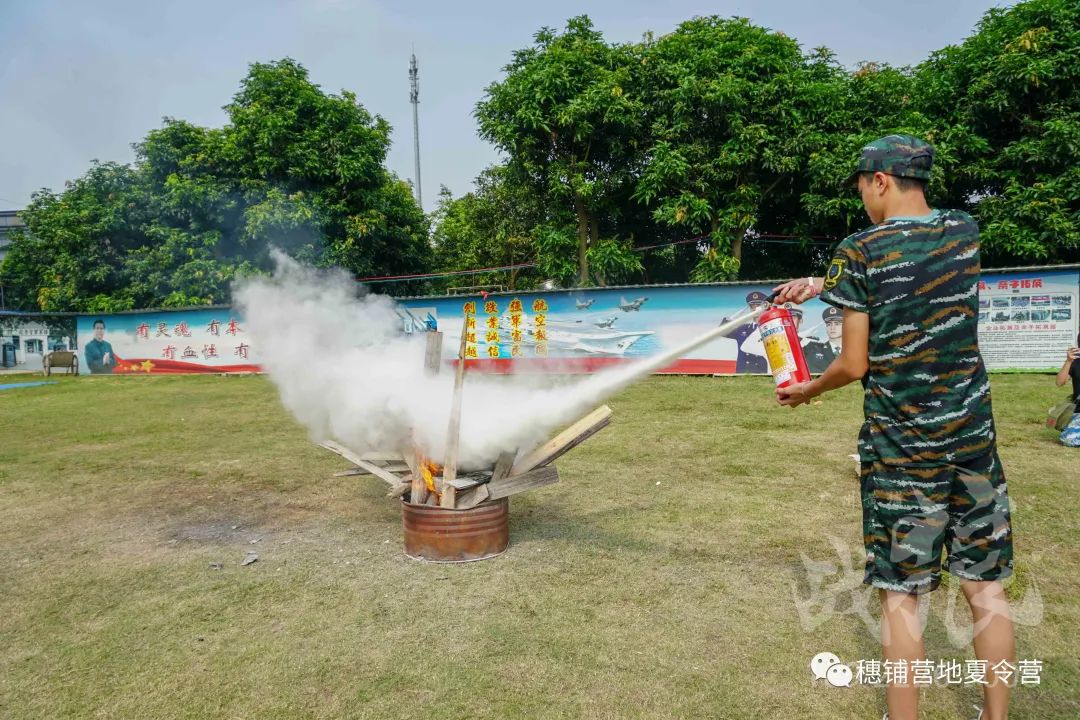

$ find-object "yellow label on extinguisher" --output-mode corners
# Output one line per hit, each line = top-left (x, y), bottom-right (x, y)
(759, 318), (796, 385)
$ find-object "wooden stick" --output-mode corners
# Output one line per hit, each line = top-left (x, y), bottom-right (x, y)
(455, 484), (490, 509)
(439, 322), (469, 508)
(509, 405), (612, 477)
(319, 440), (367, 467)
(360, 451), (403, 463)
(424, 330), (444, 376)
(487, 465), (560, 500)
(334, 463), (409, 477)
(491, 450), (516, 482)
(402, 447), (426, 505)
(387, 481), (411, 499)
(350, 458), (408, 487)
(319, 440), (407, 469)
(409, 332), (443, 505)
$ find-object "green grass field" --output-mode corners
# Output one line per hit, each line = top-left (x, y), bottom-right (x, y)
(1, 373), (1077, 719)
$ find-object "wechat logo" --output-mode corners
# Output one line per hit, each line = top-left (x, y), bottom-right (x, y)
(810, 651), (853, 688)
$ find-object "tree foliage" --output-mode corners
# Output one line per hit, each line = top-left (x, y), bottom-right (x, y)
(1, 59), (429, 311)
(917, 0), (1080, 264)
(4, 1), (1076, 311)
(475, 17), (646, 286)
(455, 0), (1079, 289)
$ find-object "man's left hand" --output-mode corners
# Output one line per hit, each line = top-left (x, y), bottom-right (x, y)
(772, 277), (820, 305)
(777, 381), (814, 407)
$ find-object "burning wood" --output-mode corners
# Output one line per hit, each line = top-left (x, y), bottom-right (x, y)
(315, 329), (612, 515)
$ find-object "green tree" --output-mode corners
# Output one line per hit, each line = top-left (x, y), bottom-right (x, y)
(476, 16), (645, 286)
(0, 59), (430, 311)
(916, 0), (1080, 264)
(429, 166), (545, 291)
(634, 18), (848, 281)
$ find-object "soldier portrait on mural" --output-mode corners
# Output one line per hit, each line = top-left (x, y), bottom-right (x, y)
(721, 290), (771, 374)
(802, 306), (844, 374)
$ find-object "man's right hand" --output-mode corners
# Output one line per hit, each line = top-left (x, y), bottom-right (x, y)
(772, 277), (821, 305)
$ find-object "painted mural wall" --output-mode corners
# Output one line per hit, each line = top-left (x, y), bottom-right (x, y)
(75, 267), (1079, 375)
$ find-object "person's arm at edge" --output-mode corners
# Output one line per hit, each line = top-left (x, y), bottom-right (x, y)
(1057, 348), (1077, 387)
(776, 308), (869, 408)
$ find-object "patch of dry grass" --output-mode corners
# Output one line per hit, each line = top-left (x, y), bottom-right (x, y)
(0, 373), (1076, 719)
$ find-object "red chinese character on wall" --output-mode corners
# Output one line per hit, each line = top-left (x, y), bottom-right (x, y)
(207, 319), (221, 336)
(1020, 279), (1032, 289)
(136, 323), (149, 340)
(226, 318), (242, 335)
(978, 281), (987, 290)
(997, 281), (1008, 290)
(1033, 279), (1043, 288)
(1009, 280), (1019, 289)
(174, 321), (192, 337)
(156, 322), (171, 337)
(234, 343), (250, 359)
(202, 344), (218, 359)
(181, 346), (197, 359)
(162, 345), (177, 360)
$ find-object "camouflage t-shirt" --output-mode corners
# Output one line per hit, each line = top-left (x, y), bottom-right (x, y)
(820, 209), (996, 466)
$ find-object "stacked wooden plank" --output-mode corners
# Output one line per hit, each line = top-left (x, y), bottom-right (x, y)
(317, 403), (611, 509)
(315, 327), (612, 510)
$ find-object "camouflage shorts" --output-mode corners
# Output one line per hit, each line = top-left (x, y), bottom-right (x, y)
(859, 451), (1014, 595)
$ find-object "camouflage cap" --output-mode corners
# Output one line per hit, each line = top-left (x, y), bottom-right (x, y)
(845, 134), (934, 186)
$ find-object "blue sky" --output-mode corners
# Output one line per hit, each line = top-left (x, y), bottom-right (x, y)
(0, 0), (1010, 212)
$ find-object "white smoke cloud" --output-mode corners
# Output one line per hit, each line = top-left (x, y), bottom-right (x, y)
(234, 253), (621, 468)
(235, 253), (759, 469)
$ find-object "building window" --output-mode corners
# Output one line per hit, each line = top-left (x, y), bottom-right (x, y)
(25, 338), (43, 354)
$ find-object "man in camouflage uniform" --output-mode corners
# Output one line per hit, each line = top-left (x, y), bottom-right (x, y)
(774, 136), (1015, 720)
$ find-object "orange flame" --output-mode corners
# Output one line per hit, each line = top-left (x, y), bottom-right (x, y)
(418, 458), (442, 502)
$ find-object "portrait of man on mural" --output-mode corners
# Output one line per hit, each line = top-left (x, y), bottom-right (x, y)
(84, 319), (117, 374)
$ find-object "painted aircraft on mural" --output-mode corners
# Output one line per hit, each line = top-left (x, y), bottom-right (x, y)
(618, 296), (648, 312)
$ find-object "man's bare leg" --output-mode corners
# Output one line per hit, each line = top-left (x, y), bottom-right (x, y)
(880, 589), (924, 720)
(962, 580), (1014, 720)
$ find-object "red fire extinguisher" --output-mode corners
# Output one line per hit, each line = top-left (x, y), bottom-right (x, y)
(758, 302), (812, 388)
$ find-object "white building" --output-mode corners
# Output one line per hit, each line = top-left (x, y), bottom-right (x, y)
(0, 318), (74, 370)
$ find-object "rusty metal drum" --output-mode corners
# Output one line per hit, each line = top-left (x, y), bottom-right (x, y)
(401, 498), (509, 562)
